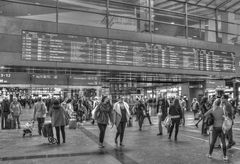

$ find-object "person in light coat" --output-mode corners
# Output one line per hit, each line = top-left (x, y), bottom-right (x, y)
(49, 99), (66, 145)
(113, 96), (131, 147)
(33, 97), (47, 135)
(10, 97), (22, 129)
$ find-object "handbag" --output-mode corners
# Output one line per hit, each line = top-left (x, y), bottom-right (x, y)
(65, 112), (70, 126)
(163, 115), (172, 128)
(206, 113), (214, 126)
(222, 109), (232, 134)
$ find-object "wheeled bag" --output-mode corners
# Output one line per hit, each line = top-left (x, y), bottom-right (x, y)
(69, 118), (77, 129)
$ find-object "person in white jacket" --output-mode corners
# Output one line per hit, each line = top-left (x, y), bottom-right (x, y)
(113, 96), (131, 147)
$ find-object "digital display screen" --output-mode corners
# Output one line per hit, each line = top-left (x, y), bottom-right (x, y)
(22, 30), (235, 72)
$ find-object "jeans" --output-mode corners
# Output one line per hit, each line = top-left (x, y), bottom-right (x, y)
(55, 126), (65, 144)
(226, 126), (234, 146)
(115, 122), (127, 144)
(1, 112), (8, 129)
(169, 118), (180, 139)
(138, 115), (144, 130)
(158, 113), (163, 133)
(98, 123), (107, 144)
(144, 113), (152, 125)
(13, 115), (20, 129)
(37, 118), (45, 135)
(209, 127), (226, 156)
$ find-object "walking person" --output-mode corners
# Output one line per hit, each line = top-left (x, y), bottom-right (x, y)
(10, 97), (22, 129)
(49, 99), (66, 145)
(191, 98), (200, 120)
(33, 97), (47, 135)
(179, 96), (186, 126)
(206, 98), (228, 161)
(1, 97), (10, 129)
(135, 99), (147, 131)
(221, 95), (235, 149)
(168, 98), (182, 141)
(113, 96), (131, 147)
(93, 96), (113, 148)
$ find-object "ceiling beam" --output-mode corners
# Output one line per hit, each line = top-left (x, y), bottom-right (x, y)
(195, 0), (202, 5)
(154, 0), (169, 7)
(206, 0), (215, 7)
(224, 1), (240, 11)
(216, 0), (232, 9)
(234, 7), (240, 13)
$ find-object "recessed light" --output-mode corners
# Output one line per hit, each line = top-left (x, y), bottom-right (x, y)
(171, 22), (175, 24)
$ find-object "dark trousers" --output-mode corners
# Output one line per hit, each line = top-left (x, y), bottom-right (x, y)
(182, 109), (185, 126)
(226, 126), (234, 146)
(169, 118), (180, 139)
(115, 122), (127, 144)
(209, 127), (226, 156)
(138, 115), (144, 130)
(98, 123), (107, 144)
(1, 112), (8, 129)
(55, 126), (65, 144)
(37, 118), (45, 135)
(13, 115), (20, 129)
(144, 114), (152, 125)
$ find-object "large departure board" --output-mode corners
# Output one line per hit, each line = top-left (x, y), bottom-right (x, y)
(22, 30), (236, 72)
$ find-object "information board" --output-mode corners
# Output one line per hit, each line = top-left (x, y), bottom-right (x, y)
(22, 31), (236, 72)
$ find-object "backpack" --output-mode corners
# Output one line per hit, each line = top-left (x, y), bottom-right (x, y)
(206, 113), (214, 126)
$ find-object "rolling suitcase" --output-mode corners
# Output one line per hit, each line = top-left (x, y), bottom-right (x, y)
(5, 119), (11, 129)
(42, 122), (57, 144)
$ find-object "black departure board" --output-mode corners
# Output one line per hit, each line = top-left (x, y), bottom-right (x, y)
(22, 30), (236, 72)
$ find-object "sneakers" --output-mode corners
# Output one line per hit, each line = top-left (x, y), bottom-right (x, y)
(98, 143), (104, 148)
(207, 154), (212, 159)
(115, 139), (118, 146)
(223, 156), (229, 161)
(157, 133), (162, 136)
(120, 143), (125, 147)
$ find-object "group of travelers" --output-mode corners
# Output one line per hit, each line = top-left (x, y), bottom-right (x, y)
(190, 94), (236, 161)
(0, 93), (238, 162)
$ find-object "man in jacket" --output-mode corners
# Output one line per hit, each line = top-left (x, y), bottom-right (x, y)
(10, 97), (22, 129)
(222, 95), (235, 148)
(33, 97), (47, 135)
(1, 97), (10, 129)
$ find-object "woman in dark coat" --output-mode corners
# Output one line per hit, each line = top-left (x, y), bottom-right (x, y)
(168, 98), (182, 141)
(94, 96), (113, 148)
(49, 99), (66, 144)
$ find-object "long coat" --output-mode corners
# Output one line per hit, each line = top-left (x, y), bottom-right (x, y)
(49, 104), (66, 127)
(113, 101), (131, 127)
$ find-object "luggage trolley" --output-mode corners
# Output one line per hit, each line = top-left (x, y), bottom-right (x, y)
(42, 122), (58, 144)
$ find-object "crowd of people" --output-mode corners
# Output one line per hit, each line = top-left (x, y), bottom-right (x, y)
(0, 94), (238, 161)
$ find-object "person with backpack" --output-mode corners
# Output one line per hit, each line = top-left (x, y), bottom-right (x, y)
(49, 99), (66, 145)
(10, 97), (22, 129)
(205, 98), (228, 161)
(1, 97), (10, 129)
(33, 97), (47, 135)
(191, 98), (200, 120)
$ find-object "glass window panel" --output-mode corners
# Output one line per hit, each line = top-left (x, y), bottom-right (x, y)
(0, 2), (56, 22)
(108, 16), (140, 32)
(58, 9), (106, 28)
(188, 4), (216, 20)
(109, 1), (149, 22)
(153, 9), (185, 25)
(58, 0), (106, 15)
(153, 22), (186, 38)
(153, 1), (185, 13)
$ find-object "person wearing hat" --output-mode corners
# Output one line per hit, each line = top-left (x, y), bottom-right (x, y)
(113, 96), (131, 146)
(49, 99), (66, 144)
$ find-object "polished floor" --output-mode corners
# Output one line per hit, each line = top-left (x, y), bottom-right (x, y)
(1, 108), (240, 164)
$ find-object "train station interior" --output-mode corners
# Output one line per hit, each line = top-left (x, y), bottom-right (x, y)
(0, 0), (240, 163)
